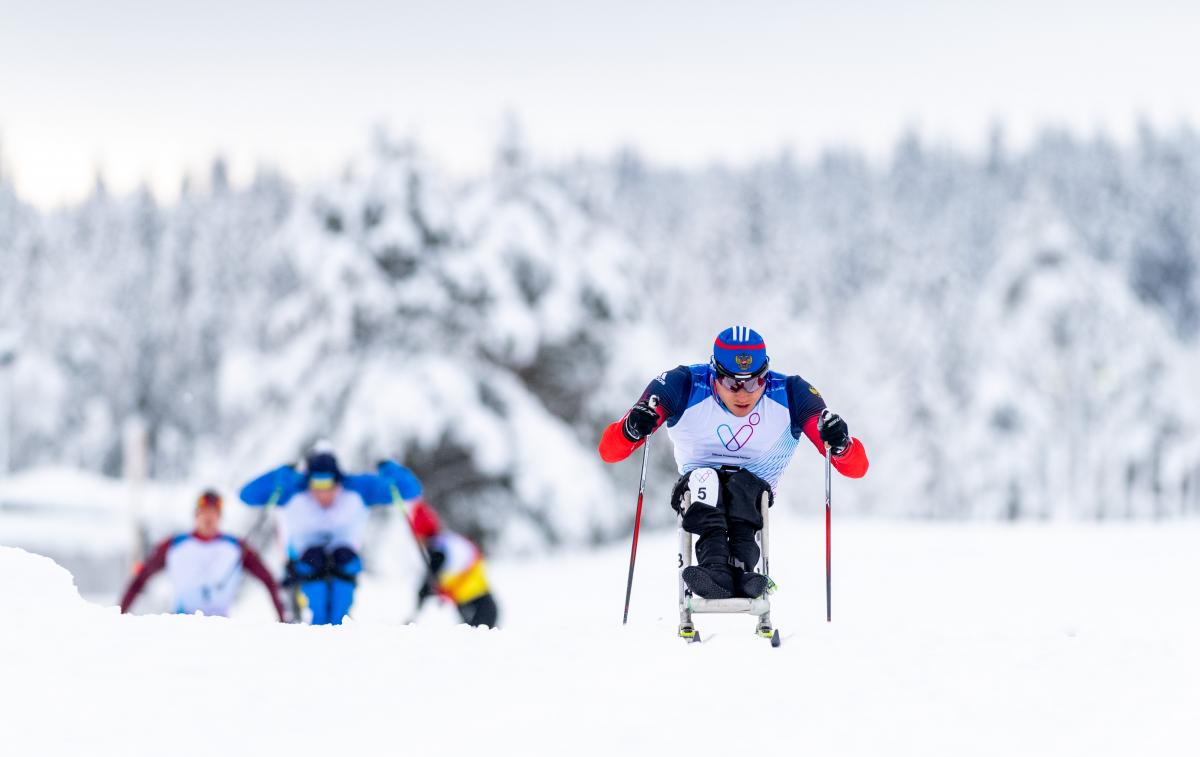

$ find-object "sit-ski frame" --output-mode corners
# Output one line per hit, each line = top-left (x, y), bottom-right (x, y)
(677, 491), (780, 646)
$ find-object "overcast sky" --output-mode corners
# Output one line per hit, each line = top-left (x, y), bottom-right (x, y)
(1, 0), (1197, 207)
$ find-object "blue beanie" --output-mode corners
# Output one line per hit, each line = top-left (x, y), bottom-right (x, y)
(712, 326), (769, 377)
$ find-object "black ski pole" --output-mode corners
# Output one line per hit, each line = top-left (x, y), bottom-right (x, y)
(622, 396), (657, 625)
(387, 484), (450, 624)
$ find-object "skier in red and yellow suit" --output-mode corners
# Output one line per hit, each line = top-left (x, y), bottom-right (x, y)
(409, 500), (499, 628)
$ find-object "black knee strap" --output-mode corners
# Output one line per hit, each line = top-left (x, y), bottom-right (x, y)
(681, 501), (724, 535)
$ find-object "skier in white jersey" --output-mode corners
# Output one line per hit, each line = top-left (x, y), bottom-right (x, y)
(599, 326), (869, 599)
(119, 490), (286, 620)
(239, 450), (393, 624)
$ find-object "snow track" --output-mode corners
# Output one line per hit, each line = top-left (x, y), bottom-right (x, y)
(2, 517), (1198, 756)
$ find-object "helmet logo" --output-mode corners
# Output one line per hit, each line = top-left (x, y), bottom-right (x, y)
(735, 354), (753, 371)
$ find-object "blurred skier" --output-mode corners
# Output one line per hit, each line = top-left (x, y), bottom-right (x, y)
(239, 448), (393, 625)
(598, 326), (869, 600)
(119, 490), (286, 621)
(377, 461), (499, 628)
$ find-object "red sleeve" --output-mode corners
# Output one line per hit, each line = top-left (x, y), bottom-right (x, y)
(800, 416), (869, 479)
(240, 543), (286, 622)
(599, 418), (642, 463)
(598, 405), (668, 464)
(119, 538), (171, 613)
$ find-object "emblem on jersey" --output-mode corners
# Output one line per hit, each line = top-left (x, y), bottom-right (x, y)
(655, 372), (668, 385)
(716, 413), (761, 451)
(809, 385), (822, 397)
(735, 354), (753, 371)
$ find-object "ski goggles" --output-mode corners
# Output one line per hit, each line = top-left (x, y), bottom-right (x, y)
(713, 365), (769, 393)
(308, 474), (338, 491)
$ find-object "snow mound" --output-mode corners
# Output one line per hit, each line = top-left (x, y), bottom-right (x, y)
(0, 546), (89, 618)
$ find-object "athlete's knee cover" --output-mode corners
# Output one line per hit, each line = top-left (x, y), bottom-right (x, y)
(329, 546), (362, 583)
(328, 578), (355, 625)
(672, 467), (720, 515)
(722, 468), (771, 530)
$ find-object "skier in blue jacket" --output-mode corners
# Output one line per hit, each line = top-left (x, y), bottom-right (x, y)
(239, 449), (393, 625)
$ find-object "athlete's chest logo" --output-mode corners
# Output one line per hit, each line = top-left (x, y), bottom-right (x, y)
(716, 412), (760, 451)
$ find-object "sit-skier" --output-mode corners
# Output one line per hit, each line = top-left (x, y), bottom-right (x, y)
(598, 326), (868, 599)
(377, 461), (500, 628)
(239, 449), (392, 625)
(119, 490), (286, 621)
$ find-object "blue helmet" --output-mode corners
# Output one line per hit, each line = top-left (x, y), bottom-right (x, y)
(712, 326), (769, 378)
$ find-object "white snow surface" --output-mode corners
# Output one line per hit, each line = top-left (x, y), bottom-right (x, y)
(2, 517), (1197, 757)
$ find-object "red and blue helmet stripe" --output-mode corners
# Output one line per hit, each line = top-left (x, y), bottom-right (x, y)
(712, 326), (769, 377)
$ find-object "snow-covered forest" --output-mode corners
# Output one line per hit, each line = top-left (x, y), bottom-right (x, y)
(3, 125), (1200, 550)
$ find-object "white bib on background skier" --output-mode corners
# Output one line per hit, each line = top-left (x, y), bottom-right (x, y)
(164, 534), (244, 614)
(278, 487), (371, 554)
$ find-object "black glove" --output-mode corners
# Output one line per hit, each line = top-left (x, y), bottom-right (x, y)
(817, 409), (851, 455)
(622, 395), (661, 442)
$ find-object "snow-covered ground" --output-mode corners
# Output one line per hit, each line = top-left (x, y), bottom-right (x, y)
(2, 516), (1197, 757)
